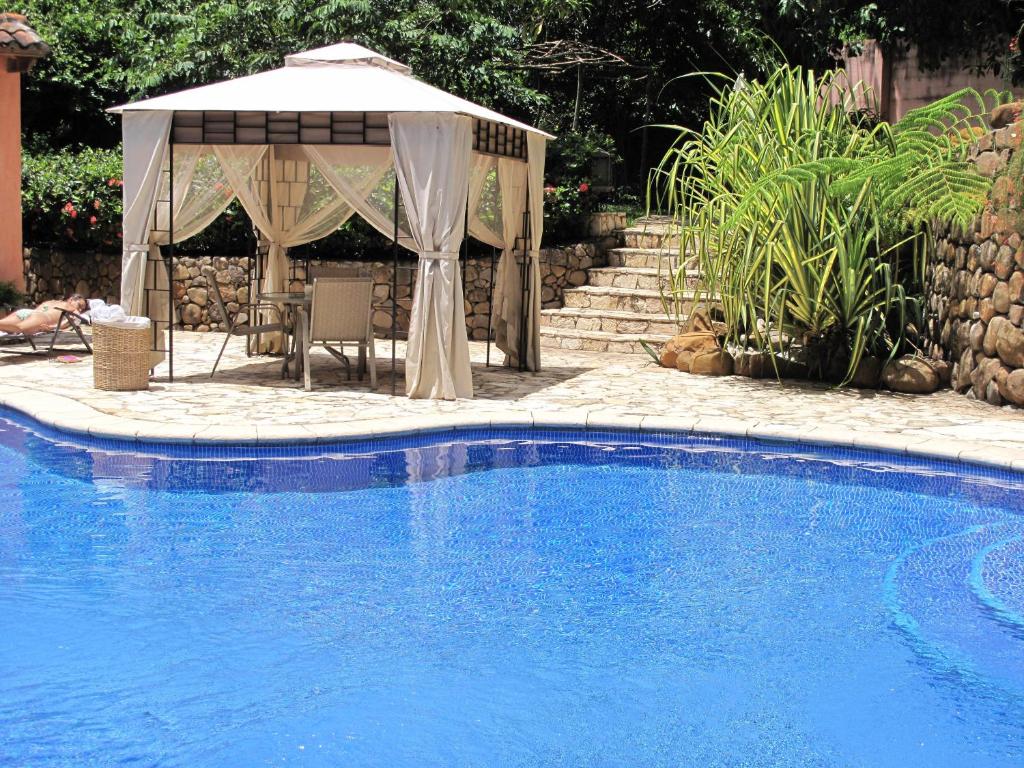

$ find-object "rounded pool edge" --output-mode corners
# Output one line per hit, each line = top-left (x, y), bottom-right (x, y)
(0, 388), (1021, 475)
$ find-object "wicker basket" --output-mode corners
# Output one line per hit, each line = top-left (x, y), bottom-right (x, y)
(92, 322), (152, 391)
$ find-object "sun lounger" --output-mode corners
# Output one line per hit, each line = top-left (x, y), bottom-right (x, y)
(0, 309), (93, 355)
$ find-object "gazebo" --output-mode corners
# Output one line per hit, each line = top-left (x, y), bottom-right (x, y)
(109, 42), (552, 400)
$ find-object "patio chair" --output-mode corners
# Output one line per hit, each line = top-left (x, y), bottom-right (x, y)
(298, 276), (376, 391)
(0, 309), (93, 356)
(208, 280), (285, 378)
(307, 265), (366, 282)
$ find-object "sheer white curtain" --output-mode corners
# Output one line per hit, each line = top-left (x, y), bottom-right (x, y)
(214, 144), (359, 351)
(467, 154), (503, 248)
(492, 157), (528, 367)
(304, 145), (412, 247)
(389, 112), (474, 400)
(524, 133), (547, 371)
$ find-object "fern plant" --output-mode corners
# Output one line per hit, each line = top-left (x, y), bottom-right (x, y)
(650, 65), (1008, 384)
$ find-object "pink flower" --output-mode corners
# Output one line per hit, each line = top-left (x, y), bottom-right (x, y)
(89, 216), (98, 225)
(62, 202), (74, 213)
(93, 199), (101, 210)
(578, 182), (590, 193)
(107, 178), (117, 187)
(544, 184), (556, 193)
(70, 210), (78, 219)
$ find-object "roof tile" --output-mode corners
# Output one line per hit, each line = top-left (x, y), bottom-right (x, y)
(0, 12), (49, 58)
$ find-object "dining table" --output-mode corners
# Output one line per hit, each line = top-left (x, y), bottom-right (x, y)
(258, 287), (311, 380)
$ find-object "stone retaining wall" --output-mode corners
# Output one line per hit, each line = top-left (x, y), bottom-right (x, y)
(923, 122), (1024, 406)
(23, 239), (613, 340)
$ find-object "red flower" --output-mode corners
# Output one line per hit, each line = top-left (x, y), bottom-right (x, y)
(578, 182), (590, 193)
(70, 210), (78, 219)
(89, 216), (98, 225)
(1011, 38), (1019, 53)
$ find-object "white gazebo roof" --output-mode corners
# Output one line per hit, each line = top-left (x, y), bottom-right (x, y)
(109, 42), (553, 139)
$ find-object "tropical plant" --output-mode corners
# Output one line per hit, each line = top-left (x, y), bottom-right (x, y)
(650, 64), (1006, 383)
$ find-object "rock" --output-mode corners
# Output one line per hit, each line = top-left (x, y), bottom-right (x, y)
(1011, 305), (1024, 326)
(993, 280), (1011, 314)
(927, 359), (953, 386)
(186, 287), (208, 307)
(995, 319), (1024, 367)
(970, 320), (987, 352)
(999, 369), (1024, 405)
(181, 303), (202, 326)
(850, 355), (883, 388)
(689, 349), (734, 376)
(986, 380), (1004, 406)
(975, 151), (1007, 177)
(979, 272), (998, 298)
(733, 350), (772, 379)
(954, 347), (975, 392)
(1010, 272), (1024, 303)
(668, 331), (719, 371)
(881, 355), (940, 394)
(995, 245), (1016, 279)
(983, 316), (1006, 357)
(979, 298), (996, 323)
(990, 102), (1023, 128)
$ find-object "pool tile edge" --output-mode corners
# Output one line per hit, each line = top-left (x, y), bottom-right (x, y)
(0, 392), (1021, 474)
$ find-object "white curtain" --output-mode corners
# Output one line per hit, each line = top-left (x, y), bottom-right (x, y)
(304, 145), (412, 247)
(152, 146), (236, 247)
(467, 154), (503, 248)
(215, 145), (359, 351)
(492, 157), (528, 367)
(389, 112), (474, 400)
(524, 133), (547, 371)
(120, 111), (172, 318)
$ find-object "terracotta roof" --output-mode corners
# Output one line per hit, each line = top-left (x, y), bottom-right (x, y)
(0, 12), (49, 58)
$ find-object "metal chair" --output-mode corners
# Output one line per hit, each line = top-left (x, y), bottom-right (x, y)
(208, 280), (285, 377)
(307, 265), (366, 282)
(298, 277), (376, 391)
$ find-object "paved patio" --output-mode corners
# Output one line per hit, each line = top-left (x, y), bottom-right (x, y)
(0, 332), (1022, 470)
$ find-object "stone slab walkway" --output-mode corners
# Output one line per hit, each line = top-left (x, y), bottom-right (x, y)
(0, 332), (1022, 471)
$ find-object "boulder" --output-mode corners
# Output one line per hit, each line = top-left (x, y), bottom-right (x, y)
(881, 355), (940, 394)
(999, 369), (1024, 406)
(993, 280), (1011, 314)
(990, 102), (1022, 128)
(733, 350), (772, 379)
(926, 359), (953, 387)
(850, 355), (883, 388)
(983, 316), (1006, 357)
(669, 332), (719, 371)
(689, 349), (734, 376)
(995, 320), (1024, 367)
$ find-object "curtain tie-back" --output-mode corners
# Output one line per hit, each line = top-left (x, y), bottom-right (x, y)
(418, 250), (461, 261)
(528, 249), (542, 261)
(126, 244), (151, 252)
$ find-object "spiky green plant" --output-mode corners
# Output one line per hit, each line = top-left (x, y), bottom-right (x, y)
(650, 65), (1007, 383)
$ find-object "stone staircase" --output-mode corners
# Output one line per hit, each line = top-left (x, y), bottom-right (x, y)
(539, 217), (701, 354)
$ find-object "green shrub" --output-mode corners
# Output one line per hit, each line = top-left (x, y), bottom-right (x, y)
(21, 148), (124, 252)
(651, 66), (1006, 384)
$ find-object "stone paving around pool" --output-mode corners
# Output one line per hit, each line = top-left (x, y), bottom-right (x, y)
(0, 332), (1023, 471)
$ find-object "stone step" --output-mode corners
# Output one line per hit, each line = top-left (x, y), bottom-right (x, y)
(540, 307), (684, 336)
(607, 247), (698, 270)
(539, 326), (673, 354)
(588, 266), (701, 291)
(562, 285), (700, 315)
(621, 216), (682, 250)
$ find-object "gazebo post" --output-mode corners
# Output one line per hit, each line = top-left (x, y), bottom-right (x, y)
(391, 179), (398, 396)
(518, 208), (530, 372)
(167, 140), (175, 383)
(486, 245), (495, 366)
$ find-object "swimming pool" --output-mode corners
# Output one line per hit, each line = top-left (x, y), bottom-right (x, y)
(0, 412), (1021, 767)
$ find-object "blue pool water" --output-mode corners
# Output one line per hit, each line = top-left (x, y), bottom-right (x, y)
(0, 413), (1022, 767)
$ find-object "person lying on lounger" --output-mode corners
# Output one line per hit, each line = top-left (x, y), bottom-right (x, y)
(0, 294), (88, 336)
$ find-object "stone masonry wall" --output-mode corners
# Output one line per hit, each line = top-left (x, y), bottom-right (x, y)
(23, 239), (613, 341)
(923, 122), (1024, 406)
